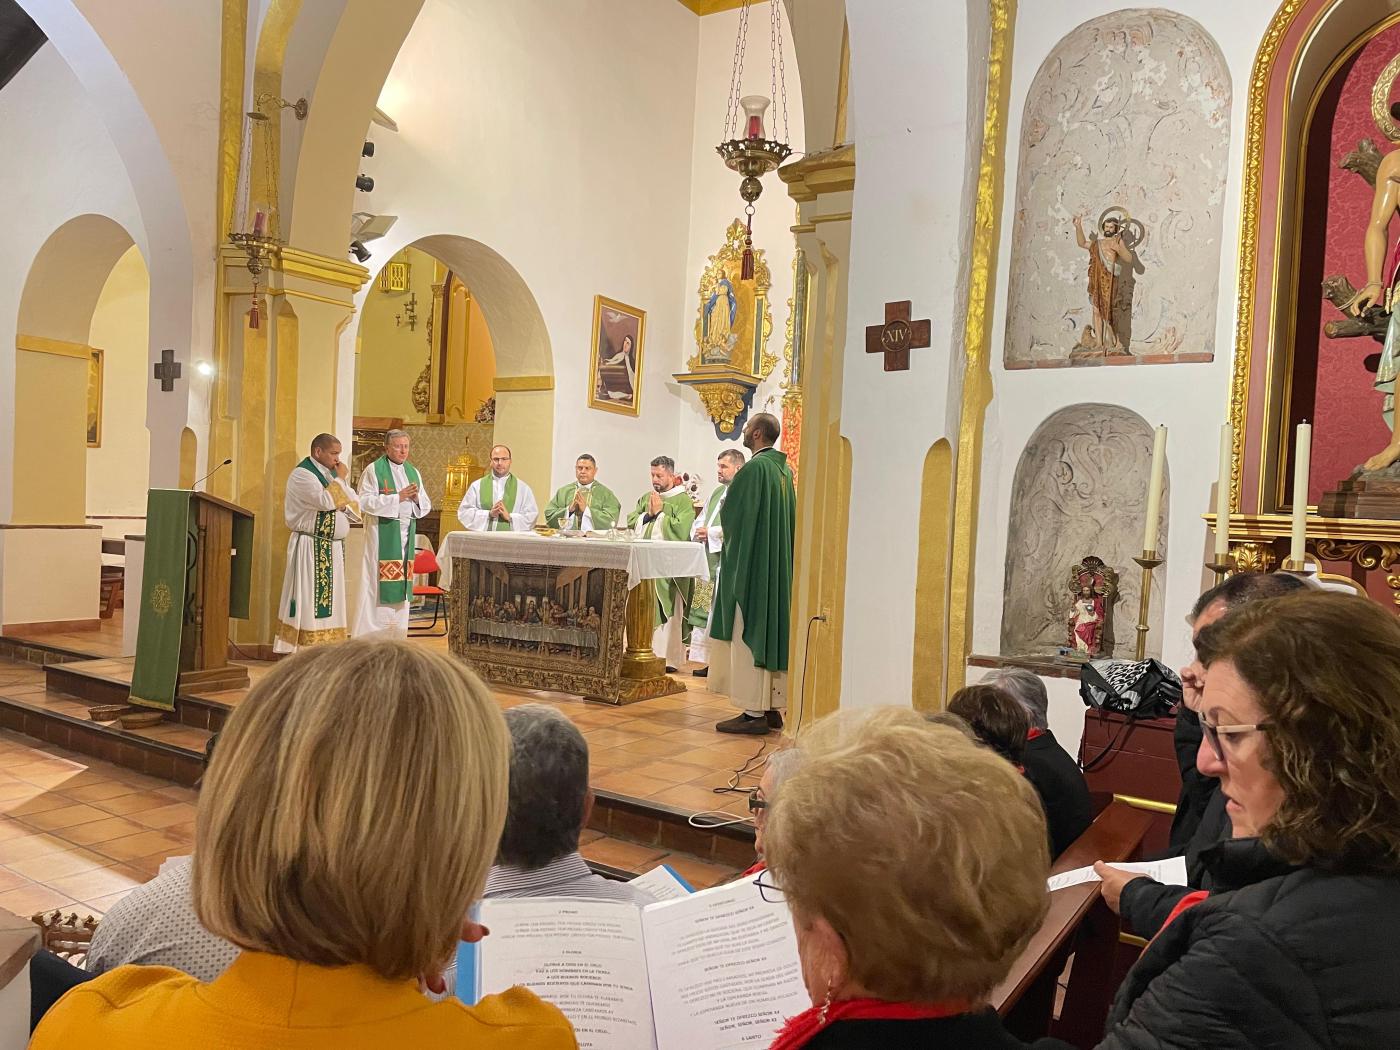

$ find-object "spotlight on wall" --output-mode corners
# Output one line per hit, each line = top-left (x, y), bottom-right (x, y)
(362, 141), (375, 158)
(355, 174), (375, 193)
(350, 240), (371, 263)
(195, 362), (216, 378)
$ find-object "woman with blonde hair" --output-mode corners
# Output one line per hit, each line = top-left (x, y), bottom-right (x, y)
(33, 639), (577, 1050)
(760, 707), (1069, 1049)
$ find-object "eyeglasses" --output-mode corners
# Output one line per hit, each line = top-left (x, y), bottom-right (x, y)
(747, 788), (768, 815)
(753, 872), (785, 904)
(1200, 718), (1271, 762)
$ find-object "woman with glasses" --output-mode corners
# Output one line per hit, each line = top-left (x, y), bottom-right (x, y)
(759, 708), (1070, 1049)
(1094, 592), (1400, 1050)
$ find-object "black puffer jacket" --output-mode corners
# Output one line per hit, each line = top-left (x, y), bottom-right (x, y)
(1098, 838), (1400, 1049)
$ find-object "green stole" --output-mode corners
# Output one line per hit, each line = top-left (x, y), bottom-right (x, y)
(294, 457), (337, 620)
(372, 456), (421, 603)
(484, 473), (519, 532)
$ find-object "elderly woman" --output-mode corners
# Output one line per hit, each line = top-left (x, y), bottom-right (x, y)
(947, 684), (1031, 768)
(742, 746), (804, 875)
(761, 708), (1069, 1049)
(32, 639), (577, 1050)
(1095, 592), (1400, 1049)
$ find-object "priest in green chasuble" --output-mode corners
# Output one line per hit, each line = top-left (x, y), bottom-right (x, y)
(274, 433), (361, 653)
(351, 429), (431, 638)
(686, 447), (745, 676)
(711, 413), (795, 735)
(626, 455), (698, 670)
(544, 453), (621, 531)
(457, 444), (539, 531)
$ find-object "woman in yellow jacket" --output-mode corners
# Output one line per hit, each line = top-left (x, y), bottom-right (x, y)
(32, 639), (577, 1050)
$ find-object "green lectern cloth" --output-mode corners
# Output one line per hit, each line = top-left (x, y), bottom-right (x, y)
(129, 490), (193, 711)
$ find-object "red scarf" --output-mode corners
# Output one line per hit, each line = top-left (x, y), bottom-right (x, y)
(770, 996), (973, 1050)
(1027, 727), (1045, 740)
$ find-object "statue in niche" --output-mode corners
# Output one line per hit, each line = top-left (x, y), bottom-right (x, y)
(1070, 209), (1144, 358)
(1065, 556), (1118, 658)
(701, 277), (739, 363)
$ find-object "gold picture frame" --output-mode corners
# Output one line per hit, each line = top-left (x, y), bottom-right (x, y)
(588, 295), (646, 417)
(86, 348), (104, 448)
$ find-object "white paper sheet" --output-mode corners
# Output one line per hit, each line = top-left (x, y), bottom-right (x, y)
(1047, 855), (1190, 893)
(630, 864), (694, 902)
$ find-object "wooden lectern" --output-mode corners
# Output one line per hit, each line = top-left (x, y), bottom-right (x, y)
(129, 489), (254, 711)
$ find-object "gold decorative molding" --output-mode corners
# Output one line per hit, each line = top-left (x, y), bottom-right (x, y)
(834, 19), (850, 147)
(780, 143), (856, 203)
(15, 335), (91, 360)
(1230, 541), (1279, 574)
(945, 0), (1015, 695)
(673, 0), (748, 14)
(697, 381), (751, 435)
(276, 246), (370, 291)
(265, 287), (353, 309)
(493, 375), (555, 392)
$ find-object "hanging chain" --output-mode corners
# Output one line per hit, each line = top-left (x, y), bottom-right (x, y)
(774, 0), (790, 144)
(723, 0), (751, 140)
(769, 0), (778, 137)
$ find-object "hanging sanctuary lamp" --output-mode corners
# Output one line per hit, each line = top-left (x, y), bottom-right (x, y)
(715, 0), (792, 280)
(229, 94), (306, 328)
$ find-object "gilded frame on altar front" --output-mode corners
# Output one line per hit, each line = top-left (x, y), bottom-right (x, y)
(587, 295), (646, 417)
(86, 348), (103, 448)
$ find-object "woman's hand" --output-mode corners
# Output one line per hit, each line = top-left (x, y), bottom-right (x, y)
(421, 919), (489, 996)
(1093, 861), (1143, 916)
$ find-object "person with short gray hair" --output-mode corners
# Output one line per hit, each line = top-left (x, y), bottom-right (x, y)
(351, 427), (431, 638)
(485, 704), (655, 904)
(981, 668), (1091, 857)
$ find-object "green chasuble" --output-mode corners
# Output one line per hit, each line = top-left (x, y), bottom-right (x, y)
(710, 448), (795, 671)
(627, 489), (697, 624)
(371, 456), (421, 603)
(544, 481), (621, 530)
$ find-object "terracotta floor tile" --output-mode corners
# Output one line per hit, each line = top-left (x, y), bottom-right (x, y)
(57, 815), (150, 846)
(659, 854), (740, 891)
(0, 818), (39, 842)
(0, 866), (30, 893)
(128, 802), (198, 830)
(63, 780), (143, 803)
(0, 779), (46, 803)
(21, 803), (114, 832)
(579, 836), (667, 873)
(579, 728), (650, 749)
(6, 845), (113, 882)
(591, 771), (674, 798)
(610, 737), (693, 759)
(578, 828), (604, 846)
(93, 791), (179, 817)
(647, 782), (746, 813)
(162, 822), (197, 846)
(0, 883), (80, 917)
(152, 785), (199, 804)
(94, 829), (189, 862)
(105, 771), (170, 791)
(0, 832), (74, 864)
(2, 792), (77, 818)
(125, 851), (184, 878)
(627, 759), (723, 785)
(46, 863), (149, 902)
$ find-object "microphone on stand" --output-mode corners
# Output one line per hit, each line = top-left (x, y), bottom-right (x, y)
(192, 458), (233, 489)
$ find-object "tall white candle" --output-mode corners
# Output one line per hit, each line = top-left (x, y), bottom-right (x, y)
(1215, 424), (1232, 557)
(1143, 425), (1167, 553)
(1290, 421), (1312, 565)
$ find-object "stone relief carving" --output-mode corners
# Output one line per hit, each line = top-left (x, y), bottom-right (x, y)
(1004, 10), (1231, 368)
(1001, 403), (1167, 659)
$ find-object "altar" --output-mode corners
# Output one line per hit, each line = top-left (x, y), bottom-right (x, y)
(441, 531), (708, 704)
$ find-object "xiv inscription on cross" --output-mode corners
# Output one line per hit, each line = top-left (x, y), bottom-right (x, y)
(153, 348), (182, 392)
(865, 300), (931, 372)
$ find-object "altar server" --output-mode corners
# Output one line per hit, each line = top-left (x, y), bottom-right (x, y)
(627, 455), (697, 670)
(711, 413), (795, 735)
(543, 453), (621, 531)
(352, 429), (431, 638)
(687, 448), (744, 675)
(458, 445), (539, 532)
(274, 434), (360, 653)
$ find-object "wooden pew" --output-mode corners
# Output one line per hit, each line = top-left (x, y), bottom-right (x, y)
(993, 799), (1155, 1043)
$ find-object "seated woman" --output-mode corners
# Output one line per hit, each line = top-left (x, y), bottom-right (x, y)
(761, 708), (1070, 1049)
(947, 683), (1030, 769)
(1095, 592), (1400, 1049)
(32, 639), (577, 1050)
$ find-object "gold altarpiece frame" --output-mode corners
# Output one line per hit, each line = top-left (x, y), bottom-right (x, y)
(674, 219), (776, 438)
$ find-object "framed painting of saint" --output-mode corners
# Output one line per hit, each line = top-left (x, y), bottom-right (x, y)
(86, 347), (104, 447)
(588, 295), (646, 417)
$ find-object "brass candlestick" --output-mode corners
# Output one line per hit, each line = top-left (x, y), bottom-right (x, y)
(1205, 553), (1234, 585)
(1132, 551), (1163, 661)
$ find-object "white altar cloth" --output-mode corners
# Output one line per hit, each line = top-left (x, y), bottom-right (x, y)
(438, 531), (709, 591)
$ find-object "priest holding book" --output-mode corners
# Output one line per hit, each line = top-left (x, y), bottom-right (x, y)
(627, 455), (697, 671)
(711, 413), (795, 735)
(274, 433), (360, 653)
(352, 429), (431, 638)
(543, 453), (621, 531)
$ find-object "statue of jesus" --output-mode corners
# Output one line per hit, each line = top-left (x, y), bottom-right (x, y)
(1073, 213), (1136, 353)
(1347, 145), (1400, 472)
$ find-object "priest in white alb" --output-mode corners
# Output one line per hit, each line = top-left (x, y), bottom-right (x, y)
(352, 429), (431, 638)
(457, 444), (539, 531)
(687, 447), (744, 675)
(274, 433), (360, 653)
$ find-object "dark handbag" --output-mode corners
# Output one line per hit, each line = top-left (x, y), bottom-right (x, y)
(1079, 658), (1181, 720)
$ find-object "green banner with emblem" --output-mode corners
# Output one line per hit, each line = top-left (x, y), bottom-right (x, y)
(128, 489), (194, 711)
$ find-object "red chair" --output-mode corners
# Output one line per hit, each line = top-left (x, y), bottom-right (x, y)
(410, 547), (448, 636)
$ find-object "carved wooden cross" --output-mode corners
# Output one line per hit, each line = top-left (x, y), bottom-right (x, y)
(865, 300), (931, 371)
(153, 348), (181, 392)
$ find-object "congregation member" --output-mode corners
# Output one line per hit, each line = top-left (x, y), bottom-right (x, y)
(543, 453), (620, 531)
(711, 413), (796, 735)
(1092, 593), (1400, 1049)
(626, 455), (697, 670)
(352, 428), (432, 638)
(486, 704), (655, 904)
(459, 444), (539, 531)
(742, 746), (804, 876)
(947, 684), (1030, 768)
(273, 433), (359, 653)
(760, 708), (1067, 1049)
(688, 447), (744, 676)
(32, 639), (577, 1049)
(981, 668), (1092, 857)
